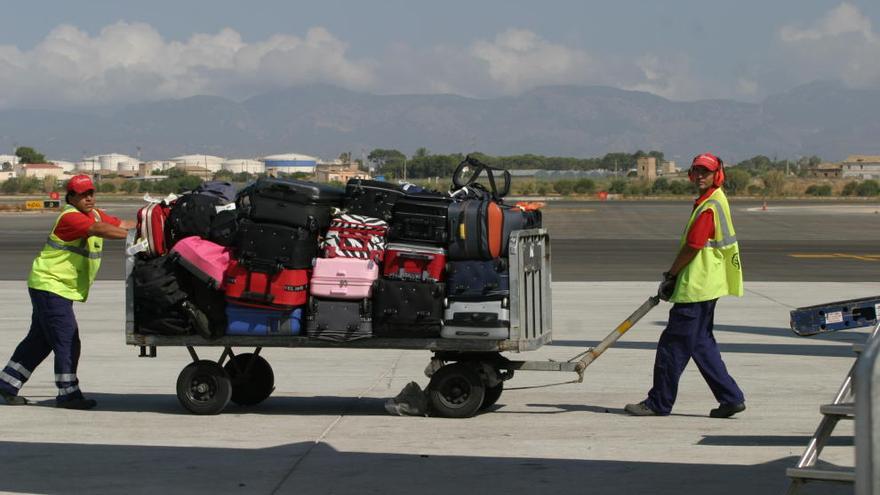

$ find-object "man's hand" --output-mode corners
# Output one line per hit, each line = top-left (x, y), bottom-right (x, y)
(657, 272), (677, 301)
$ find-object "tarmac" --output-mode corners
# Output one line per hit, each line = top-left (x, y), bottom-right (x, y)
(0, 280), (875, 494)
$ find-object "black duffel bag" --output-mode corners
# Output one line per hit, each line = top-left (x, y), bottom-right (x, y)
(164, 193), (226, 249)
(445, 259), (509, 298)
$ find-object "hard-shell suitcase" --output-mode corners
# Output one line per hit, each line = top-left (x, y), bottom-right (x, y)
(447, 199), (505, 260)
(343, 179), (406, 221)
(372, 279), (445, 337)
(322, 214), (388, 262)
(310, 257), (379, 300)
(136, 201), (172, 257)
(236, 219), (317, 270)
(226, 303), (303, 336)
(388, 196), (451, 245)
(442, 297), (510, 340)
(170, 236), (232, 290)
(446, 259), (509, 298)
(237, 177), (344, 230)
(165, 192), (227, 249)
(383, 243), (446, 282)
(306, 298), (372, 342)
(224, 260), (309, 310)
(500, 205), (542, 256)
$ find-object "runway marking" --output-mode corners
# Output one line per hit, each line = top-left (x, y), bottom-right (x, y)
(790, 253), (880, 262)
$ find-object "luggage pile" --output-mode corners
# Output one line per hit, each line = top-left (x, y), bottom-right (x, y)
(131, 156), (541, 342)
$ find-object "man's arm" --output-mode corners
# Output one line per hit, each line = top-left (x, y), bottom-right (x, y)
(668, 244), (700, 276)
(118, 220), (137, 229)
(87, 221), (131, 240)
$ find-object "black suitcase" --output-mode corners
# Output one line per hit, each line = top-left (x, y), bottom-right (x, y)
(500, 205), (542, 256)
(372, 279), (445, 337)
(237, 178), (344, 230)
(165, 193), (226, 249)
(446, 259), (509, 298)
(344, 179), (406, 221)
(235, 219), (318, 270)
(388, 195), (451, 245)
(306, 298), (372, 342)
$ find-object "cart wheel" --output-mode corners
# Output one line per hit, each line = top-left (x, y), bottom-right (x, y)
(176, 360), (232, 415)
(224, 353), (275, 406)
(480, 382), (504, 410)
(428, 363), (485, 418)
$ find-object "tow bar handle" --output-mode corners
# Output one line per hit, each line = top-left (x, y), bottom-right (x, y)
(572, 295), (660, 382)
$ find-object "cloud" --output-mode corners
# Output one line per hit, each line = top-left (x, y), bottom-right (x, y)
(0, 22), (739, 108)
(0, 22), (375, 108)
(777, 3), (880, 87)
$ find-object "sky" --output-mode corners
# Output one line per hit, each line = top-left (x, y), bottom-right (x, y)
(0, 0), (878, 109)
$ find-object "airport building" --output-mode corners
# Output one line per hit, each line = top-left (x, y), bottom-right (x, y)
(841, 155), (880, 180)
(14, 163), (64, 180)
(263, 153), (318, 175)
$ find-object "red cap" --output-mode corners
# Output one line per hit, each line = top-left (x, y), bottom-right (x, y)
(692, 153), (721, 171)
(67, 175), (95, 194)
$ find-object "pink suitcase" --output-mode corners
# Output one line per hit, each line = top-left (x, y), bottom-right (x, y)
(170, 236), (232, 290)
(310, 257), (378, 300)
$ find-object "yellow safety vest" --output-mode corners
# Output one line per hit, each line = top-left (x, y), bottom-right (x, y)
(670, 188), (743, 303)
(27, 205), (104, 302)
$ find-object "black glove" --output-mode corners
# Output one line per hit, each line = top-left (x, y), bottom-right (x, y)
(657, 272), (676, 301)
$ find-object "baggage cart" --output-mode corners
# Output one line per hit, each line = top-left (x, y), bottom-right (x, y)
(124, 229), (654, 417)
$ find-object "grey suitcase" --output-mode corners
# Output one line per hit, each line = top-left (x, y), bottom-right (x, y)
(441, 298), (510, 340)
(306, 298), (372, 342)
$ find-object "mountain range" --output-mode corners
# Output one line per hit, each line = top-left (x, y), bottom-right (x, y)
(0, 81), (878, 163)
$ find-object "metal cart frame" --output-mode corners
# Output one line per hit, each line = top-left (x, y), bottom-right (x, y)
(125, 229), (558, 417)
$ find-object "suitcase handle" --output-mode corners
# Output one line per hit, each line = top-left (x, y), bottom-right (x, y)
(397, 252), (432, 261)
(452, 155), (511, 199)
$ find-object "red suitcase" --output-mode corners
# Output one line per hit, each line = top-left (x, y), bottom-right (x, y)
(383, 242), (446, 282)
(224, 260), (309, 309)
(136, 200), (173, 257)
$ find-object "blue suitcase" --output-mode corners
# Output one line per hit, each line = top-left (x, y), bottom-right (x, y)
(226, 304), (304, 336)
(446, 259), (509, 298)
(789, 296), (880, 336)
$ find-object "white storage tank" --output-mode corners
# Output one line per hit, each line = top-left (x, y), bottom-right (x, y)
(173, 154), (225, 173)
(49, 160), (76, 173)
(221, 159), (265, 174)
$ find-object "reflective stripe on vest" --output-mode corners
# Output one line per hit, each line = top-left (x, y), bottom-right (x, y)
(670, 188), (743, 303)
(45, 238), (103, 259)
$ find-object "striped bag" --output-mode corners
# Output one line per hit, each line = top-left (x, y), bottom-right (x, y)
(322, 214), (389, 262)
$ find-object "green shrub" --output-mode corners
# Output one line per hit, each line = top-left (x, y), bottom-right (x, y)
(804, 184), (832, 196)
(121, 181), (139, 194)
(552, 179), (575, 195)
(608, 179), (627, 194)
(747, 184), (764, 195)
(842, 181), (859, 196)
(98, 182), (116, 193)
(668, 180), (695, 195)
(574, 178), (595, 194)
(651, 178), (669, 194)
(856, 180), (880, 197)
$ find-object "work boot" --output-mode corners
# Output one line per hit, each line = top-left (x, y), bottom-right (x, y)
(710, 402), (746, 418)
(56, 398), (97, 410)
(624, 401), (659, 416)
(0, 390), (28, 406)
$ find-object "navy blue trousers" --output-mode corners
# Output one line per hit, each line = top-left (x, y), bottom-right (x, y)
(0, 288), (84, 402)
(645, 299), (744, 415)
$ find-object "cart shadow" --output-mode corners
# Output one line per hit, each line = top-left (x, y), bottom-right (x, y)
(0, 440), (853, 495)
(61, 392), (392, 416)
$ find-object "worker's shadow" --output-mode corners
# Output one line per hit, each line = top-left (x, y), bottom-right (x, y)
(517, 403), (707, 418)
